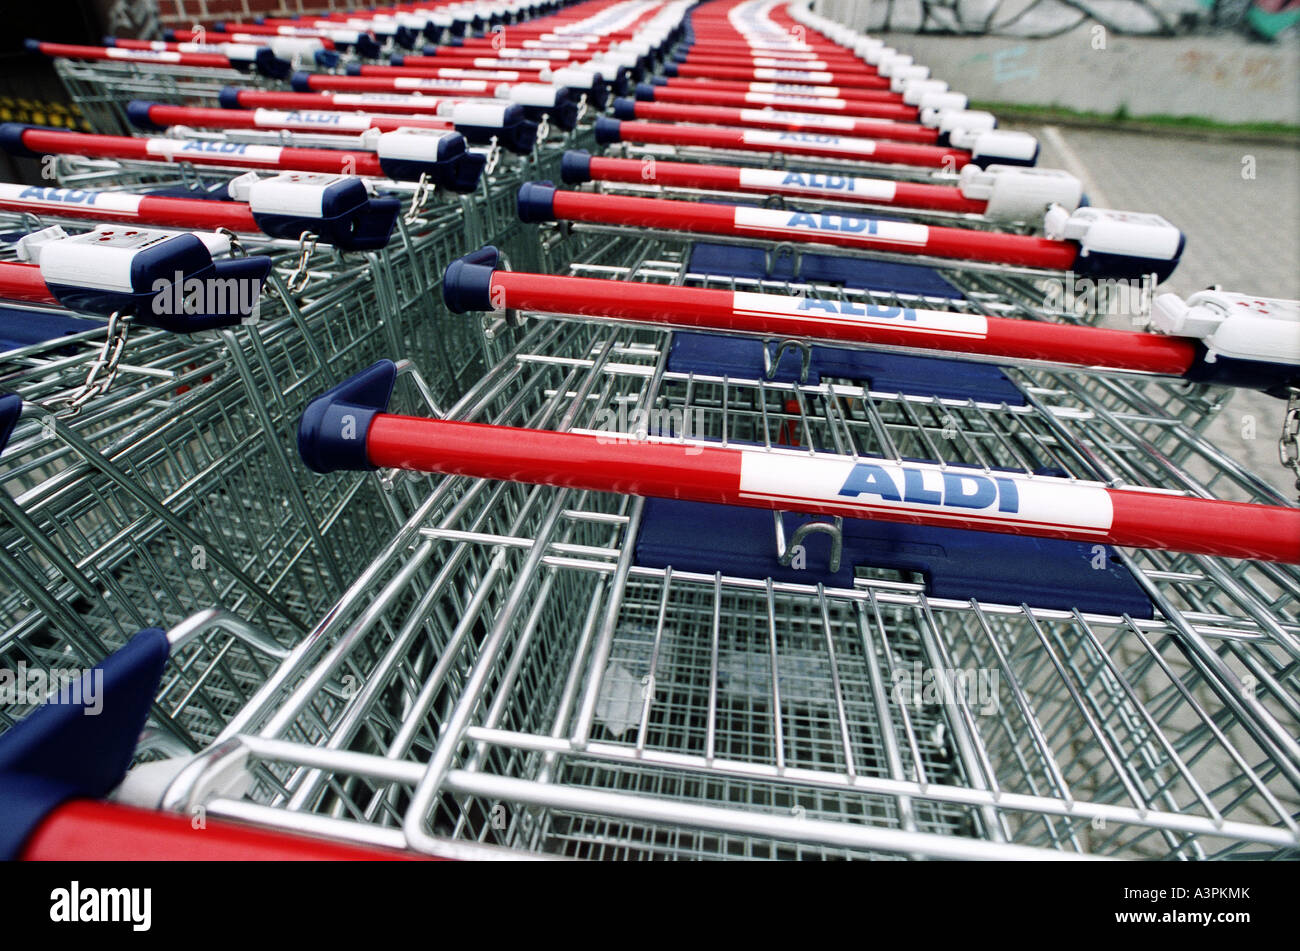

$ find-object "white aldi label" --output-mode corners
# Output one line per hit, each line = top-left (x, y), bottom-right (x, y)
(737, 452), (1116, 535)
(753, 58), (829, 69)
(753, 69), (835, 83)
(146, 138), (284, 164)
(333, 93), (428, 107)
(731, 290), (988, 340)
(749, 82), (842, 96)
(0, 183), (143, 216)
(745, 93), (847, 111)
(733, 207), (929, 247)
(106, 48), (182, 62)
(741, 129), (877, 154)
(738, 168), (897, 201)
(739, 108), (855, 130)
(394, 77), (491, 91)
(256, 110), (372, 132)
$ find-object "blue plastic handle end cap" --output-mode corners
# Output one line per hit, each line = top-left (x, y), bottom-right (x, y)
(218, 85), (242, 109)
(593, 116), (621, 145)
(651, 76), (667, 86)
(390, 53), (405, 66)
(442, 246), (501, 312)
(516, 181), (557, 223)
(23, 39), (41, 54)
(0, 123), (38, 158)
(560, 149), (592, 184)
(635, 82), (656, 101)
(254, 48), (292, 80)
(663, 63), (678, 77)
(290, 70), (314, 92)
(345, 61), (363, 76)
(298, 360), (396, 474)
(612, 98), (636, 120)
(125, 100), (162, 132)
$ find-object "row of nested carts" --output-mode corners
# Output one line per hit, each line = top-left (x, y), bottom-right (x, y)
(0, 0), (1297, 861)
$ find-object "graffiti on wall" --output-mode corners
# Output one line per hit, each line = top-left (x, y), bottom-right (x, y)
(864, 0), (1300, 41)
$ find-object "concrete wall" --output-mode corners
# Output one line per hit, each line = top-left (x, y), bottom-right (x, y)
(813, 2), (1300, 124)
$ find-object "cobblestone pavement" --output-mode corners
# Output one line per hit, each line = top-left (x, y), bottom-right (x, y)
(1027, 124), (1300, 500)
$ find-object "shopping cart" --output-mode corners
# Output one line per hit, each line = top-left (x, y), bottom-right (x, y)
(78, 307), (1295, 859)
(0, 193), (464, 741)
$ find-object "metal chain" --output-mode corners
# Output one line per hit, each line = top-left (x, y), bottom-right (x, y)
(286, 231), (319, 293)
(403, 172), (433, 224)
(44, 311), (132, 415)
(483, 137), (501, 177)
(1280, 387), (1300, 499)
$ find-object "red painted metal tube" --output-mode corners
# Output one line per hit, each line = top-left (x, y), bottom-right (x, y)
(644, 85), (918, 121)
(359, 415), (1300, 562)
(617, 99), (938, 144)
(656, 77), (904, 104)
(295, 72), (518, 94)
(351, 64), (543, 82)
(132, 102), (450, 135)
(579, 155), (986, 214)
(543, 189), (1077, 269)
(0, 182), (258, 232)
(28, 40), (238, 69)
(165, 29), (338, 50)
(667, 62), (891, 88)
(22, 800), (428, 861)
(604, 120), (968, 169)
(217, 88), (470, 112)
(483, 269), (1197, 375)
(0, 262), (58, 306)
(5, 126), (385, 177)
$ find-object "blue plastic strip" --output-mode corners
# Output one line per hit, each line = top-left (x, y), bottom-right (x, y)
(0, 627), (170, 859)
(0, 306), (99, 353)
(634, 498), (1154, 618)
(687, 242), (964, 300)
(667, 332), (1026, 405)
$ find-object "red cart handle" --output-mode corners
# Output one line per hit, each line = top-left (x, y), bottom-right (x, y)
(611, 98), (938, 144)
(0, 123), (484, 189)
(639, 83), (916, 121)
(560, 152), (986, 214)
(652, 77), (905, 104)
(0, 182), (258, 232)
(441, 252), (1201, 377)
(593, 117), (968, 169)
(298, 361), (1300, 564)
(518, 183), (1081, 270)
(1, 124), (386, 175)
(663, 62), (892, 89)
(22, 800), (427, 861)
(26, 39), (240, 70)
(127, 101), (451, 136)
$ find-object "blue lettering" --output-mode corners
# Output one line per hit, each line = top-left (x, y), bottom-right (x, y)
(941, 472), (997, 509)
(797, 296), (838, 314)
(994, 477), (1020, 513)
(780, 172), (806, 187)
(839, 464), (902, 502)
(17, 186), (97, 205)
(902, 469), (941, 505)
